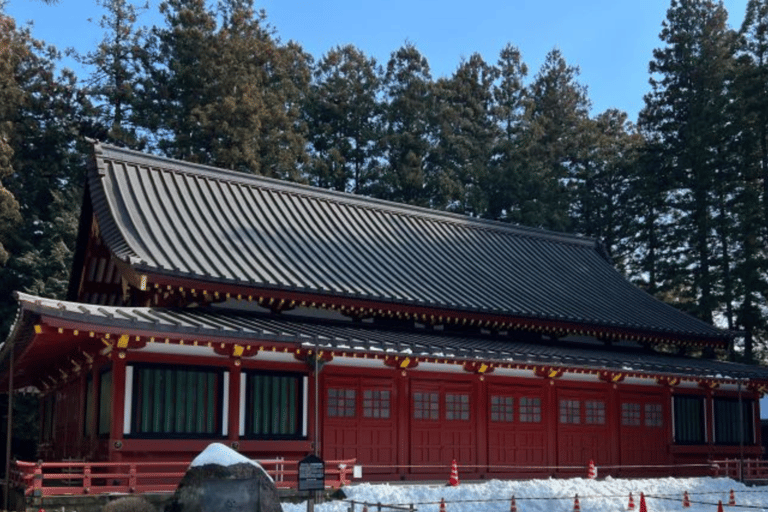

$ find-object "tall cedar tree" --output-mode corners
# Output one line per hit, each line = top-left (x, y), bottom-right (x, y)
(0, 14), (23, 267)
(640, 0), (737, 326)
(523, 48), (591, 231)
(0, 12), (95, 338)
(430, 53), (500, 215)
(733, 0), (768, 360)
(79, 0), (147, 147)
(488, 44), (529, 222)
(306, 45), (383, 193)
(571, 110), (643, 272)
(378, 44), (435, 206)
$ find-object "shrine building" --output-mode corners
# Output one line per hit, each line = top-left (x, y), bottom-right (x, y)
(2, 142), (767, 482)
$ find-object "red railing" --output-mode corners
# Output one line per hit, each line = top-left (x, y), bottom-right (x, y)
(10, 458), (356, 497)
(711, 459), (768, 482)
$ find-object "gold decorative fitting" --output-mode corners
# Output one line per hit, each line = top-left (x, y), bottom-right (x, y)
(118, 351), (126, 359)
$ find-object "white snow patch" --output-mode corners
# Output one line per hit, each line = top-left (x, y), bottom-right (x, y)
(190, 443), (254, 468)
(189, 443), (273, 482)
(282, 476), (766, 512)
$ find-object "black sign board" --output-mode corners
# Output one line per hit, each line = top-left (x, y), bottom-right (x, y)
(201, 478), (260, 512)
(298, 454), (325, 491)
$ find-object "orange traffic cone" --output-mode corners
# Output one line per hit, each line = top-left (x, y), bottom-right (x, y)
(510, 495), (517, 512)
(439, 498), (447, 512)
(627, 492), (635, 510)
(683, 490), (691, 508)
(639, 492), (647, 512)
(587, 459), (596, 479)
(448, 460), (459, 486)
(573, 494), (581, 512)
(728, 489), (735, 506)
(718, 500), (724, 512)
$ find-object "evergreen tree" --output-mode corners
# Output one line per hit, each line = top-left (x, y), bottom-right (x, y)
(639, 0), (737, 325)
(571, 109), (643, 271)
(488, 44), (529, 222)
(430, 53), (500, 215)
(305, 45), (383, 193)
(731, 0), (768, 360)
(79, 0), (147, 147)
(139, 0), (217, 159)
(139, 0), (310, 179)
(0, 13), (23, 268)
(377, 43), (435, 206)
(0, 12), (95, 337)
(523, 48), (591, 231)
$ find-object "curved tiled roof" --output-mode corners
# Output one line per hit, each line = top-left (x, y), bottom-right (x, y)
(8, 293), (764, 381)
(87, 143), (730, 343)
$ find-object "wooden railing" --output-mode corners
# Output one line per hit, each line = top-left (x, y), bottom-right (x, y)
(711, 459), (768, 482)
(10, 457), (356, 497)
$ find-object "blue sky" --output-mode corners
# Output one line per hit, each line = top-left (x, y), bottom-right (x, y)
(5, 0), (750, 123)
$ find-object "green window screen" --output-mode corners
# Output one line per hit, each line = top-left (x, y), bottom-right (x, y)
(673, 395), (705, 444)
(98, 369), (112, 436)
(131, 366), (220, 436)
(714, 398), (754, 445)
(246, 372), (301, 438)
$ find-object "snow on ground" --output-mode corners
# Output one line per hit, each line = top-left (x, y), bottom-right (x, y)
(282, 477), (768, 512)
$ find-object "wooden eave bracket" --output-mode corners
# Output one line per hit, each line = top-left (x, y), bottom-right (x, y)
(463, 361), (494, 375)
(598, 371), (625, 383)
(656, 376), (681, 387)
(533, 366), (564, 379)
(213, 342), (257, 359)
(294, 348), (334, 365)
(383, 355), (418, 370)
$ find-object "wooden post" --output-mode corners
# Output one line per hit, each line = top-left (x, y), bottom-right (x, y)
(4, 342), (13, 511)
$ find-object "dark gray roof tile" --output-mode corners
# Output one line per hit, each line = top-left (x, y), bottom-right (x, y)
(87, 143), (730, 343)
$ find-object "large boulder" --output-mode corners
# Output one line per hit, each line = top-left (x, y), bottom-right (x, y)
(165, 443), (283, 512)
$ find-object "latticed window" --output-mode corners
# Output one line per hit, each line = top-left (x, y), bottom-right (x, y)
(328, 388), (356, 417)
(363, 390), (390, 419)
(131, 365), (220, 436)
(714, 398), (754, 445)
(413, 392), (439, 420)
(247, 372), (302, 437)
(490, 396), (514, 422)
(585, 400), (606, 425)
(673, 395), (705, 444)
(519, 397), (541, 423)
(446, 394), (470, 421)
(645, 403), (663, 427)
(560, 399), (580, 424)
(621, 403), (641, 426)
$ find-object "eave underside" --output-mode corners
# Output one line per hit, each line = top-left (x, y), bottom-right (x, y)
(5, 294), (766, 392)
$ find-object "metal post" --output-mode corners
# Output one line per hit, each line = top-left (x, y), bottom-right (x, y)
(738, 379), (744, 483)
(4, 343), (14, 511)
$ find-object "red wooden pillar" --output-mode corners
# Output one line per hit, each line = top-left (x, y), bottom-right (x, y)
(606, 381), (620, 477)
(397, 370), (410, 480)
(474, 375), (488, 477)
(544, 379), (558, 476)
(663, 384), (675, 468)
(110, 355), (126, 462)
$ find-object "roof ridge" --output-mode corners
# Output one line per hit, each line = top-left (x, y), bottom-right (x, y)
(94, 142), (596, 247)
